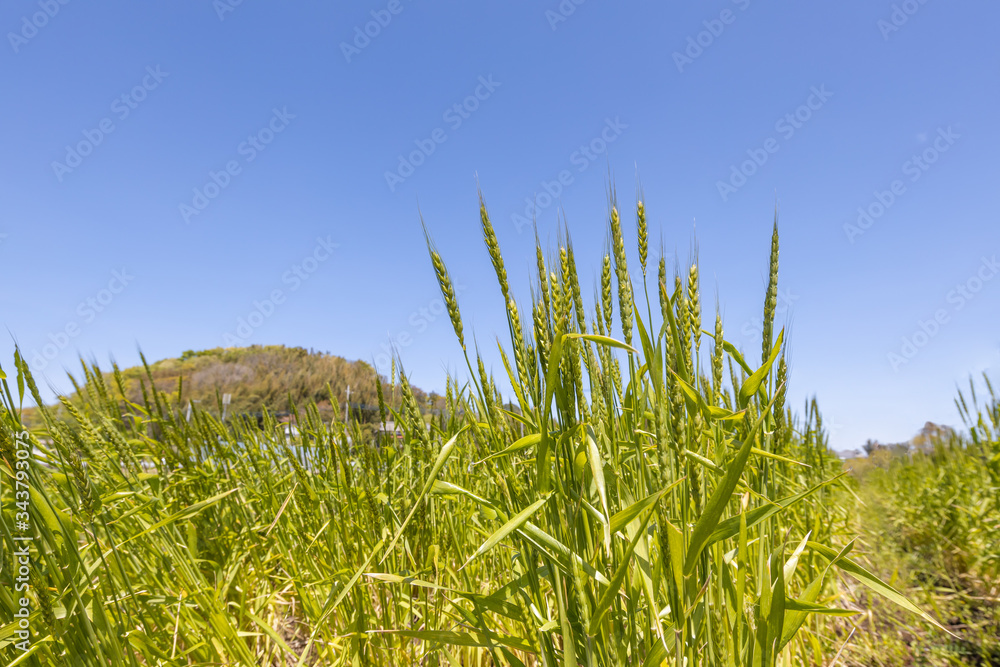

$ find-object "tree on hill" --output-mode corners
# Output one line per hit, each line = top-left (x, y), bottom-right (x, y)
(861, 422), (956, 459)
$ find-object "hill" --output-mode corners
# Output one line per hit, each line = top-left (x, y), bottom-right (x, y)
(71, 345), (437, 422)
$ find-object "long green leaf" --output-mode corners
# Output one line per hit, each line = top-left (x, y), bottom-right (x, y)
(807, 541), (952, 634)
(585, 425), (611, 551)
(707, 473), (846, 546)
(118, 488), (237, 547)
(588, 501), (656, 634)
(461, 497), (549, 569)
(738, 329), (783, 408)
(609, 483), (680, 535)
(565, 332), (637, 354)
(382, 425), (469, 560)
(684, 391), (778, 574)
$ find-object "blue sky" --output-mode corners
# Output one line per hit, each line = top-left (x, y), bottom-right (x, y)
(1, 1), (998, 451)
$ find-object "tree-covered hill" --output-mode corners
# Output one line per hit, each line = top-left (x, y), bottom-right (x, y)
(56, 345), (436, 423)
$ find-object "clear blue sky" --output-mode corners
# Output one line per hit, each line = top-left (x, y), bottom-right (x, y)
(2, 1), (998, 451)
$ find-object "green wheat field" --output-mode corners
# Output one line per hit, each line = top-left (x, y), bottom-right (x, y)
(1, 191), (998, 666)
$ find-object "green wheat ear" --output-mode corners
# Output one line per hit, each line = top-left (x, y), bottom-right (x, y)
(774, 353), (788, 447)
(688, 262), (701, 353)
(762, 212), (779, 364)
(421, 216), (465, 351)
(637, 198), (648, 275)
(609, 203), (633, 345)
(712, 309), (725, 403)
(507, 297), (530, 389)
(601, 251), (613, 335)
(658, 253), (668, 316)
(566, 240), (586, 332)
(479, 188), (509, 301)
(375, 371), (387, 427)
(535, 226), (550, 318)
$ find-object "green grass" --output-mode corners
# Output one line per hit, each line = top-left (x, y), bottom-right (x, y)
(0, 190), (950, 665)
(836, 375), (1000, 666)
